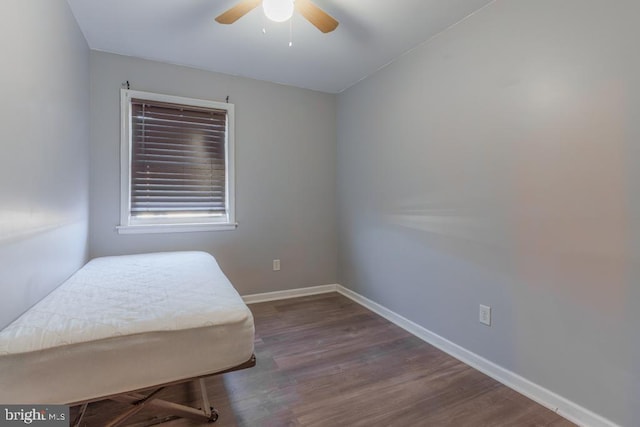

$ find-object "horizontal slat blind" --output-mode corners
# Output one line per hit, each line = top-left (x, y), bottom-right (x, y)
(131, 98), (227, 217)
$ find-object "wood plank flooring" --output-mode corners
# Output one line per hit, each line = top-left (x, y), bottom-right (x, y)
(71, 293), (574, 426)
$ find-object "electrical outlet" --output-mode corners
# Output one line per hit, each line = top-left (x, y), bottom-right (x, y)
(479, 304), (491, 326)
(272, 259), (281, 271)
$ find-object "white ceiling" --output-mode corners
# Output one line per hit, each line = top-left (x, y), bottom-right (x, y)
(66, 0), (494, 93)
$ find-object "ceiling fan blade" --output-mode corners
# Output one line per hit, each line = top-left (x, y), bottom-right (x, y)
(215, 0), (262, 25)
(295, 0), (339, 33)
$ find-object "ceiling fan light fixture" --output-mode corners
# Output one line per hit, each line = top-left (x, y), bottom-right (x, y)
(262, 0), (294, 23)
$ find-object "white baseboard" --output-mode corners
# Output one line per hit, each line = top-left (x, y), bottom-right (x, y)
(242, 284), (337, 304)
(335, 285), (619, 427)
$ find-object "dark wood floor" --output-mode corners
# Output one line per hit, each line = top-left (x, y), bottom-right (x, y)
(72, 293), (574, 426)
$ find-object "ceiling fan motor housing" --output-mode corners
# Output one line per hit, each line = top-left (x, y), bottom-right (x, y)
(263, 0), (295, 22)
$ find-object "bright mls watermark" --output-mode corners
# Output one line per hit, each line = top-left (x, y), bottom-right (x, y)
(0, 406), (68, 426)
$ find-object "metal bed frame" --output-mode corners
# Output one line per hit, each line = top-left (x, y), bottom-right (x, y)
(71, 355), (256, 427)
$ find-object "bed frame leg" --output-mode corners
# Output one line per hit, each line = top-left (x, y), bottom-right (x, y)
(104, 387), (165, 427)
(199, 378), (211, 417)
(198, 378), (219, 422)
(72, 402), (88, 427)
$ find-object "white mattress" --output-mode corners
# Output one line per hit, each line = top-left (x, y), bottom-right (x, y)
(0, 251), (254, 404)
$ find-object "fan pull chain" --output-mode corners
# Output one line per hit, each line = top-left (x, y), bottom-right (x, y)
(289, 16), (293, 47)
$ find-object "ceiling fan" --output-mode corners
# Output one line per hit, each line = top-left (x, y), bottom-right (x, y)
(215, 0), (339, 33)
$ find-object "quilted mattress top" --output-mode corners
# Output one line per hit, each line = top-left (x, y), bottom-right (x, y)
(0, 251), (251, 355)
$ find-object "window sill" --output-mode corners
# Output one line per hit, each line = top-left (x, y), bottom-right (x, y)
(116, 222), (238, 235)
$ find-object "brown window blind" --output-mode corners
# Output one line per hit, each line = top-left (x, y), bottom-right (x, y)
(130, 98), (227, 218)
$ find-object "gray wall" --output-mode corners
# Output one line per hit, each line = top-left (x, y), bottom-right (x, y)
(0, 1), (90, 329)
(89, 52), (337, 295)
(337, 0), (639, 425)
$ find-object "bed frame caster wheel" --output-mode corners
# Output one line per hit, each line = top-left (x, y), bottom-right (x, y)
(207, 408), (219, 423)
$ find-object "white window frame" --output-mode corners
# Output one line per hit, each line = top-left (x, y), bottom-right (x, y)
(117, 89), (236, 234)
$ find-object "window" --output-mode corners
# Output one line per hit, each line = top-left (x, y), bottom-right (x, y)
(118, 89), (235, 234)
